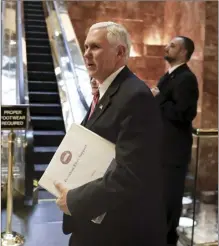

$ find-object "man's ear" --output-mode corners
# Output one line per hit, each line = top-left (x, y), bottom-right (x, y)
(117, 45), (126, 58)
(180, 48), (187, 60)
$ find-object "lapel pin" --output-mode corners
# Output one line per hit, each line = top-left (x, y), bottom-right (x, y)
(99, 105), (103, 109)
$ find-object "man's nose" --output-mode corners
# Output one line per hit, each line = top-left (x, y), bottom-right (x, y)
(84, 48), (91, 58)
(164, 45), (169, 52)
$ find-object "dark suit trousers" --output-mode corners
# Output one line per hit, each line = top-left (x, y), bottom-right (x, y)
(163, 165), (188, 244)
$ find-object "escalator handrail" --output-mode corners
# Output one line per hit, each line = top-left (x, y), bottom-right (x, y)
(53, 1), (89, 111)
(24, 123), (35, 199)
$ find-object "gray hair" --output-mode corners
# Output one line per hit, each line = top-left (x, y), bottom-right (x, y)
(89, 22), (131, 60)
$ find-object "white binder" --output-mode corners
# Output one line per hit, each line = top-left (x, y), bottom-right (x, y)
(38, 123), (115, 198)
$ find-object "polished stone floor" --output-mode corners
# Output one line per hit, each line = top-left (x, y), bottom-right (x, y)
(1, 196), (217, 246)
(1, 201), (70, 246)
(1, 199), (183, 246)
(178, 203), (218, 245)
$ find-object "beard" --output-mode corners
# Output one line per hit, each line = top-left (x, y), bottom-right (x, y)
(164, 55), (176, 63)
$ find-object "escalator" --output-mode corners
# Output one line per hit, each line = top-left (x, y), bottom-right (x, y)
(23, 1), (65, 183)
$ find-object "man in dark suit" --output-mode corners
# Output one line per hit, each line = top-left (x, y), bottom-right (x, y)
(54, 22), (166, 246)
(151, 36), (199, 246)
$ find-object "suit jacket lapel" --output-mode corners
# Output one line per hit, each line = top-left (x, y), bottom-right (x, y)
(81, 106), (91, 126)
(85, 66), (133, 129)
(156, 64), (190, 104)
(158, 64), (189, 90)
(157, 72), (170, 89)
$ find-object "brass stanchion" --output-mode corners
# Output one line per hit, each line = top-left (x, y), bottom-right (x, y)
(1, 130), (25, 246)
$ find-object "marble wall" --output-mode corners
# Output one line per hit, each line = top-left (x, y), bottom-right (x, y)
(201, 1), (218, 129)
(197, 1), (218, 192)
(66, 1), (218, 192)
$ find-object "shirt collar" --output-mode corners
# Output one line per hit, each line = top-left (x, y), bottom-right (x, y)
(168, 63), (185, 74)
(99, 66), (125, 99)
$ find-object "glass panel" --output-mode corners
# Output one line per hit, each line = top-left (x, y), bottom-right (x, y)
(1, 0), (27, 200)
(55, 0), (92, 106)
(178, 133), (218, 246)
(44, 0), (92, 131)
(1, 130), (26, 198)
(2, 0), (17, 105)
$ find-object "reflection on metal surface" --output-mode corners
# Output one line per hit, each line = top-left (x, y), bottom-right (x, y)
(54, 1), (90, 110)
(43, 0), (92, 130)
(2, 1), (17, 105)
(17, 0), (29, 105)
(193, 128), (218, 137)
(1, 0), (27, 200)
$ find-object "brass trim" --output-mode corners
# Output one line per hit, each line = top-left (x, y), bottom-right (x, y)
(192, 128), (218, 136)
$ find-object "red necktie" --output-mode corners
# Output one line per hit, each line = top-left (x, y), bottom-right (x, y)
(88, 90), (99, 119)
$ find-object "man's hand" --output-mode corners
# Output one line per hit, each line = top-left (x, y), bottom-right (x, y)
(54, 181), (71, 215)
(151, 87), (160, 97)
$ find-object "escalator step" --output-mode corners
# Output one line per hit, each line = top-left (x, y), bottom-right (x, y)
(28, 62), (54, 71)
(33, 146), (57, 164)
(34, 164), (49, 180)
(24, 19), (46, 25)
(27, 53), (52, 62)
(30, 104), (62, 116)
(24, 13), (45, 20)
(25, 2), (43, 6)
(34, 130), (65, 146)
(34, 130), (65, 136)
(35, 164), (50, 172)
(29, 92), (59, 103)
(31, 116), (65, 130)
(23, 8), (44, 14)
(25, 25), (47, 32)
(34, 146), (58, 152)
(34, 164), (51, 180)
(28, 71), (56, 81)
(25, 31), (48, 39)
(26, 45), (51, 54)
(26, 38), (49, 46)
(28, 81), (58, 92)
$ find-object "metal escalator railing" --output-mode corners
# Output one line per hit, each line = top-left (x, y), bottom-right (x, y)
(42, 0), (92, 131)
(53, 1), (89, 112)
(54, 0), (92, 112)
